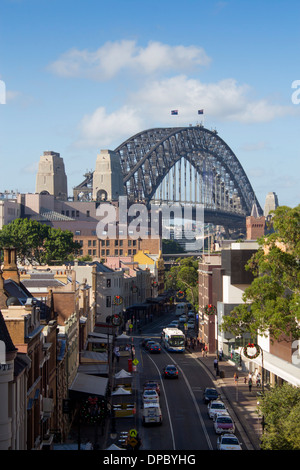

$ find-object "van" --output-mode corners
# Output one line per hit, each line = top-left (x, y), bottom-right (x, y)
(142, 402), (162, 425)
(175, 302), (188, 317)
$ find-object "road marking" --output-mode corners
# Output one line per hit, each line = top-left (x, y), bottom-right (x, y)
(146, 354), (176, 450)
(164, 351), (214, 450)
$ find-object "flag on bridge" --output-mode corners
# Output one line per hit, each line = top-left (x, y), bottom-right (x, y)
(198, 109), (204, 115)
(171, 110), (178, 115)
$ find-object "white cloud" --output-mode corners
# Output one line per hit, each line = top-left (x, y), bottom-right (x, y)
(76, 75), (296, 150)
(129, 76), (295, 124)
(76, 105), (144, 149)
(48, 40), (211, 80)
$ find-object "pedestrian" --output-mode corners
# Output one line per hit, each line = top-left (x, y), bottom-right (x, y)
(214, 357), (218, 370)
(205, 345), (208, 357)
(85, 440), (93, 450)
(256, 372), (261, 387)
(248, 377), (253, 392)
(234, 372), (239, 384)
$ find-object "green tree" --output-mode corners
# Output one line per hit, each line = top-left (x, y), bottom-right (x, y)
(221, 205), (300, 341)
(258, 382), (300, 450)
(164, 257), (198, 310)
(0, 218), (81, 265)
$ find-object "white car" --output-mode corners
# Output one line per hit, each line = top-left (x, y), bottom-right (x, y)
(142, 389), (159, 403)
(217, 434), (242, 450)
(207, 400), (227, 419)
(142, 402), (162, 425)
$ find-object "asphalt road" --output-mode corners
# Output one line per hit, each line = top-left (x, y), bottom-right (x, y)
(134, 313), (245, 451)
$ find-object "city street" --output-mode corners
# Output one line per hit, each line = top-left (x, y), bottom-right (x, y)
(100, 310), (261, 451)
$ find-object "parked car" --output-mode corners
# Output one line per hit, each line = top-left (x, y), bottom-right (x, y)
(207, 400), (227, 419)
(149, 342), (161, 353)
(142, 389), (159, 403)
(143, 381), (160, 396)
(217, 434), (242, 450)
(163, 364), (179, 379)
(214, 414), (235, 434)
(187, 320), (195, 329)
(203, 387), (220, 403)
(142, 402), (162, 425)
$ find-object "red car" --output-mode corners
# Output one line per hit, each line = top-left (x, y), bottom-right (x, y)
(143, 381), (161, 396)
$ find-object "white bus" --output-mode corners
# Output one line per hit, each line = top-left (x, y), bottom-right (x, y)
(161, 328), (185, 352)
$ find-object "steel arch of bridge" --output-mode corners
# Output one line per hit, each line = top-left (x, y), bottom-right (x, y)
(114, 126), (261, 219)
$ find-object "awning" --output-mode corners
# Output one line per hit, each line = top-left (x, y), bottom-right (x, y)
(80, 350), (108, 363)
(69, 372), (108, 399)
(252, 349), (300, 387)
(78, 364), (108, 376)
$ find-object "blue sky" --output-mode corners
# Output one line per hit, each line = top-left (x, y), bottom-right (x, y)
(1, 0), (300, 210)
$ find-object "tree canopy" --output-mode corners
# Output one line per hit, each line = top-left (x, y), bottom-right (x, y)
(165, 257), (198, 310)
(258, 382), (300, 450)
(0, 218), (81, 265)
(221, 205), (300, 341)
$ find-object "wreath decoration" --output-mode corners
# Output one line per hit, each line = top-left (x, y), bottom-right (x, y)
(204, 304), (216, 315)
(177, 290), (185, 299)
(243, 343), (261, 359)
(113, 295), (123, 306)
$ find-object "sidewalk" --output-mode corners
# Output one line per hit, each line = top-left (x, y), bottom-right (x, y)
(188, 349), (262, 450)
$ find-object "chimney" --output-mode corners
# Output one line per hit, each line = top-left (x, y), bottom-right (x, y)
(2, 247), (20, 284)
(0, 270), (8, 309)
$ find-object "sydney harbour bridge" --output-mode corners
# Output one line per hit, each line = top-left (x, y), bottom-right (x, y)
(74, 125), (262, 235)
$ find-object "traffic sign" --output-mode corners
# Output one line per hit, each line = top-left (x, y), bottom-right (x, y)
(132, 358), (139, 366)
(129, 428), (138, 438)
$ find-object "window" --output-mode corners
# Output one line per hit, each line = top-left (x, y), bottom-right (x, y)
(106, 296), (111, 308)
(88, 240), (92, 247)
(107, 279), (111, 288)
(119, 249), (123, 255)
(86, 210), (90, 217)
(75, 230), (81, 236)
